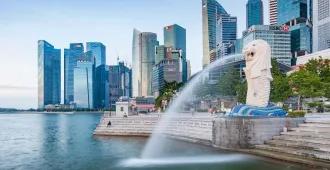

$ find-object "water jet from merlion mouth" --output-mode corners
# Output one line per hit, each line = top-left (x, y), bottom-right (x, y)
(141, 54), (244, 158)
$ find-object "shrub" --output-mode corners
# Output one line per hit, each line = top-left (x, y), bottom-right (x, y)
(287, 110), (306, 118)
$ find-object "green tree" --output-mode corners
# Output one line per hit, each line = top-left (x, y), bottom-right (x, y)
(236, 80), (247, 104)
(155, 81), (184, 110)
(303, 57), (330, 98)
(288, 69), (324, 110)
(270, 59), (292, 103)
(218, 66), (240, 96)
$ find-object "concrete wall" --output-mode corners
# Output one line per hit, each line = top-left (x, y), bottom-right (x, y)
(212, 117), (305, 149)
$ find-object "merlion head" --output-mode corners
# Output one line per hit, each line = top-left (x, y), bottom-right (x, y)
(242, 39), (273, 80)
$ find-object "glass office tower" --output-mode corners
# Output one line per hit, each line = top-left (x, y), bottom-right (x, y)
(74, 51), (95, 108)
(86, 42), (108, 108)
(277, 0), (312, 59)
(132, 29), (157, 97)
(246, 0), (264, 29)
(202, 0), (227, 67)
(216, 14), (237, 58)
(108, 62), (132, 109)
(64, 43), (84, 104)
(313, 0), (330, 52)
(164, 24), (187, 83)
(38, 40), (61, 108)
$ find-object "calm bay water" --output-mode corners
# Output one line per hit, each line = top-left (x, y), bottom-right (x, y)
(0, 113), (312, 170)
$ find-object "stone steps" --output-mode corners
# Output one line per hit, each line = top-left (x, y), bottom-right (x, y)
(280, 131), (330, 139)
(273, 136), (330, 145)
(299, 123), (330, 128)
(94, 116), (214, 142)
(305, 119), (330, 124)
(255, 117), (330, 165)
(265, 140), (330, 153)
(255, 145), (330, 161)
(291, 127), (330, 133)
(239, 148), (330, 169)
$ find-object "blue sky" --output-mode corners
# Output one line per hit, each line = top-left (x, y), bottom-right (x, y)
(0, 0), (269, 109)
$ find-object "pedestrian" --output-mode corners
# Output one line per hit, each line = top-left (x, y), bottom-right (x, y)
(107, 120), (111, 127)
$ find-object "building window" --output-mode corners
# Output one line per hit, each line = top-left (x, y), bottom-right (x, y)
(121, 107), (123, 111)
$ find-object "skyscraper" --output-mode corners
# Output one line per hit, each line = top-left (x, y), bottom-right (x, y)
(246, 0), (264, 29)
(132, 29), (157, 97)
(242, 25), (292, 65)
(64, 43), (84, 105)
(313, 0), (330, 52)
(202, 0), (227, 68)
(86, 42), (108, 108)
(109, 62), (132, 109)
(74, 51), (95, 108)
(216, 14), (237, 58)
(278, 0), (312, 59)
(187, 60), (191, 79)
(269, 0), (278, 25)
(38, 40), (61, 108)
(164, 24), (187, 83)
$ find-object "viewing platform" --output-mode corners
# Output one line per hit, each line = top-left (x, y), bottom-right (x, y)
(93, 114), (214, 145)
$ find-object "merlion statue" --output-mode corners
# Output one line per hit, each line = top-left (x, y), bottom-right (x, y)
(228, 39), (287, 117)
(242, 39), (273, 108)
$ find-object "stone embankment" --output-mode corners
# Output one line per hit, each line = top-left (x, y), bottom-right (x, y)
(93, 115), (213, 145)
(242, 117), (330, 168)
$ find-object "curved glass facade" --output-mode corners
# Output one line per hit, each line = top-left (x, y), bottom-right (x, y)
(246, 0), (264, 28)
(64, 43), (84, 104)
(74, 51), (94, 108)
(86, 42), (107, 108)
(132, 29), (157, 97)
(38, 40), (61, 108)
(202, 0), (227, 67)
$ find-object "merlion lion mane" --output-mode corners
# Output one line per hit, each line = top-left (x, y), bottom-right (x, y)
(243, 39), (273, 108)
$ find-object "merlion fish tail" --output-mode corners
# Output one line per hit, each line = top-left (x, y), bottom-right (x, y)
(253, 70), (271, 107)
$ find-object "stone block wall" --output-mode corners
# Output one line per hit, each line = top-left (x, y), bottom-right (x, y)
(212, 117), (305, 149)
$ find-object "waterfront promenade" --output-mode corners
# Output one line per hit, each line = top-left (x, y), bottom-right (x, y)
(94, 113), (330, 169)
(94, 114), (214, 145)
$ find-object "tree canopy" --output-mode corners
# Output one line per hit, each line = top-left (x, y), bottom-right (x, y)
(155, 81), (184, 110)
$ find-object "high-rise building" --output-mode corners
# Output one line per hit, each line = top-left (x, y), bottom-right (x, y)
(234, 38), (243, 54)
(202, 0), (227, 68)
(277, 0), (312, 60)
(187, 60), (191, 79)
(38, 40), (61, 108)
(313, 0), (330, 52)
(216, 14), (237, 58)
(109, 62), (132, 109)
(153, 58), (182, 97)
(164, 24), (187, 83)
(269, 0), (278, 25)
(242, 25), (292, 65)
(64, 43), (84, 105)
(132, 29), (157, 97)
(246, 0), (264, 28)
(74, 51), (95, 108)
(86, 42), (108, 108)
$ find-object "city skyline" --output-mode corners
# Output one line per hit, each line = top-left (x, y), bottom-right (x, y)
(0, 0), (271, 109)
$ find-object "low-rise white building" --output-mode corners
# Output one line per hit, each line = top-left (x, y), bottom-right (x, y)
(296, 48), (330, 65)
(115, 102), (130, 117)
